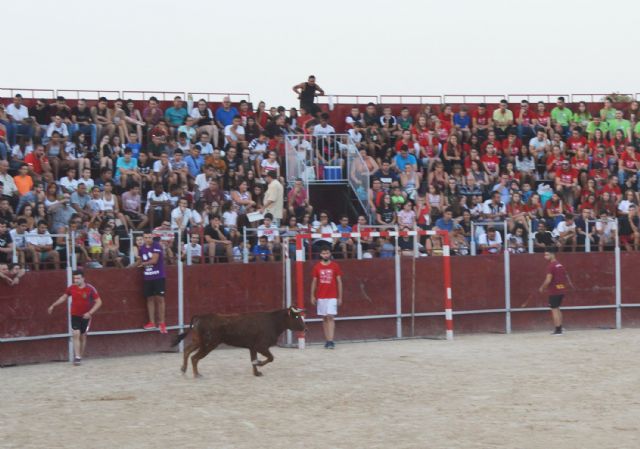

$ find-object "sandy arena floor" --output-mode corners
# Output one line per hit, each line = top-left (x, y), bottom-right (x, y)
(2, 329), (640, 449)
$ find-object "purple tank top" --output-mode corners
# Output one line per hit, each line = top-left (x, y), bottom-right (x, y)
(140, 241), (165, 280)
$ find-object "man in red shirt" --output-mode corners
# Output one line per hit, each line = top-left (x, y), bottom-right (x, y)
(310, 247), (343, 349)
(539, 248), (573, 335)
(48, 270), (102, 364)
(555, 160), (580, 205)
(472, 103), (493, 142)
(24, 144), (52, 181)
(618, 144), (639, 186)
(600, 175), (622, 202)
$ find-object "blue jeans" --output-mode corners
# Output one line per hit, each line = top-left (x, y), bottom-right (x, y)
(6, 123), (33, 146)
(69, 123), (97, 146)
(0, 141), (7, 160)
(517, 124), (534, 142)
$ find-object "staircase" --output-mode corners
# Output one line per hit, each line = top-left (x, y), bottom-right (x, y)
(308, 183), (367, 223)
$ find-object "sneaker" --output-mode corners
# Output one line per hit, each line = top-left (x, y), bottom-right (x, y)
(551, 328), (564, 336)
(73, 357), (82, 366)
(143, 322), (156, 330)
(328, 341), (335, 349)
(324, 341), (331, 349)
(159, 322), (168, 334)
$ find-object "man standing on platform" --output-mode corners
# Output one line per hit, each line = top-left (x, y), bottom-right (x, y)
(48, 270), (102, 365)
(310, 247), (343, 349)
(539, 247), (574, 335)
(138, 232), (168, 334)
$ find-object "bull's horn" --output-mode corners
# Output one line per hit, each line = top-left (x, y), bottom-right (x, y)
(290, 307), (303, 313)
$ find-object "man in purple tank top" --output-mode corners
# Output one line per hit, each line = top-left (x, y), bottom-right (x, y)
(137, 232), (167, 334)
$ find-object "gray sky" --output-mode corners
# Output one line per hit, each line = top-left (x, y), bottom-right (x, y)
(5, 0), (639, 107)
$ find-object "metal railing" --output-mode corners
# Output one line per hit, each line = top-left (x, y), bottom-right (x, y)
(346, 143), (371, 220)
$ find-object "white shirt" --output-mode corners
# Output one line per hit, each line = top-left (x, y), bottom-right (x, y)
(257, 224), (280, 242)
(482, 199), (506, 216)
(11, 144), (33, 160)
(171, 206), (195, 230)
(618, 200), (636, 215)
(596, 220), (616, 238)
(145, 190), (170, 213)
(313, 124), (336, 136)
(46, 122), (69, 138)
(347, 129), (363, 144)
(78, 177), (94, 190)
(478, 232), (503, 253)
(553, 220), (576, 237)
(194, 173), (211, 192)
(183, 242), (203, 257)
(224, 125), (245, 144)
(153, 160), (172, 173)
(6, 103), (29, 121)
(196, 142), (214, 155)
(190, 107), (213, 120)
(59, 176), (78, 193)
(26, 229), (53, 247)
(10, 229), (27, 249)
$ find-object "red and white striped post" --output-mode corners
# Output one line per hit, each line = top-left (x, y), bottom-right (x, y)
(294, 229), (454, 348)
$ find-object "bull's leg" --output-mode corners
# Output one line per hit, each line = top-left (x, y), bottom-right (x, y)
(250, 349), (262, 377)
(191, 345), (217, 378)
(181, 343), (199, 374)
(256, 348), (274, 367)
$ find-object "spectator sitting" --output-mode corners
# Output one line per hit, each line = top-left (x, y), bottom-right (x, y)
(215, 96), (239, 131)
(435, 207), (456, 233)
(506, 226), (527, 254)
(553, 213), (577, 252)
(257, 213), (282, 255)
(0, 262), (25, 286)
(595, 210), (616, 252)
(335, 214), (355, 259)
(183, 232), (203, 264)
(287, 178), (313, 219)
(251, 235), (273, 262)
(534, 222), (557, 253)
(204, 214), (232, 263)
(478, 226), (503, 254)
(224, 115), (246, 150)
(26, 220), (60, 270)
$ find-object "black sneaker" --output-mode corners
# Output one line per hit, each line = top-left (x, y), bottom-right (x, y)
(324, 341), (331, 349)
(328, 341), (335, 349)
(551, 328), (564, 336)
(73, 357), (82, 365)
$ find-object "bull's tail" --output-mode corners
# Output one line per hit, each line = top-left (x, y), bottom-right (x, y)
(171, 315), (199, 347)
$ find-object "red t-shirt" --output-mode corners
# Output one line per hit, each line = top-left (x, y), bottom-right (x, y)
(312, 261), (343, 299)
(571, 156), (589, 171)
(547, 260), (568, 295)
(566, 136), (587, 152)
(546, 155), (564, 173)
(620, 152), (638, 169)
(24, 152), (49, 175)
(555, 168), (578, 185)
(600, 184), (622, 201)
(518, 109), (534, 126)
(472, 110), (490, 126)
(480, 154), (500, 174)
(534, 111), (550, 127)
(438, 113), (453, 131)
(66, 283), (100, 317)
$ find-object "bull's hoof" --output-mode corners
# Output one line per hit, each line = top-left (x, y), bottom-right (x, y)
(180, 366), (187, 374)
(194, 373), (203, 379)
(253, 371), (263, 377)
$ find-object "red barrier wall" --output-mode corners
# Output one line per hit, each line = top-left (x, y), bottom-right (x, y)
(2, 252), (639, 366)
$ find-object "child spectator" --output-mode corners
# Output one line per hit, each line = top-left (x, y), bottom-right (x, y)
(101, 223), (123, 267)
(251, 235), (273, 262)
(183, 233), (203, 264)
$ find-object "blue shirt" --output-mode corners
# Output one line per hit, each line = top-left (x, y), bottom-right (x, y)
(435, 217), (455, 232)
(165, 107), (188, 126)
(453, 113), (471, 129)
(252, 244), (271, 261)
(215, 106), (239, 127)
(115, 157), (138, 179)
(336, 224), (352, 243)
(125, 143), (142, 159)
(394, 153), (417, 172)
(185, 154), (204, 177)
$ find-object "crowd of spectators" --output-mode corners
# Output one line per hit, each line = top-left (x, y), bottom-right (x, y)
(0, 93), (322, 272)
(342, 96), (640, 255)
(1, 92), (639, 275)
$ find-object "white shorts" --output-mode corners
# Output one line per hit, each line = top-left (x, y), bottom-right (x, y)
(317, 298), (338, 316)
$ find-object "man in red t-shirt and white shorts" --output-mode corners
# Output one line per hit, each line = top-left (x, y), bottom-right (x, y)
(310, 247), (343, 349)
(48, 270), (102, 364)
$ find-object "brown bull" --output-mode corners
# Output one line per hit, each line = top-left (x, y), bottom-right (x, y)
(172, 307), (306, 377)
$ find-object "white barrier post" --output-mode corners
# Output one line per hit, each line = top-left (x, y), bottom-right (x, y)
(394, 226), (402, 339)
(284, 237), (293, 346)
(128, 229), (135, 266)
(177, 230), (185, 352)
(65, 235), (73, 362)
(503, 220), (512, 334)
(614, 219), (621, 330)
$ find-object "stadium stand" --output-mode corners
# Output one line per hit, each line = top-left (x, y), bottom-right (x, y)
(0, 88), (639, 274)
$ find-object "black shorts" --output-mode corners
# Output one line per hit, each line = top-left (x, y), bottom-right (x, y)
(548, 294), (564, 309)
(71, 315), (91, 334)
(143, 278), (166, 298)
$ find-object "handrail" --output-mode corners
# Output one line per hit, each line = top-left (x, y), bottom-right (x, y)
(379, 95), (443, 105)
(443, 94), (507, 104)
(570, 93), (634, 103)
(186, 92), (251, 103)
(317, 94), (378, 105)
(0, 88), (55, 99)
(121, 90), (186, 101)
(507, 94), (571, 103)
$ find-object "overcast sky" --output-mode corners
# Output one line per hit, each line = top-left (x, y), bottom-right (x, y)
(4, 0), (639, 107)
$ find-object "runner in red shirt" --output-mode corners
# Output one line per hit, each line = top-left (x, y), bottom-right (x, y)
(310, 246), (343, 349)
(48, 270), (102, 364)
(539, 249), (573, 335)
